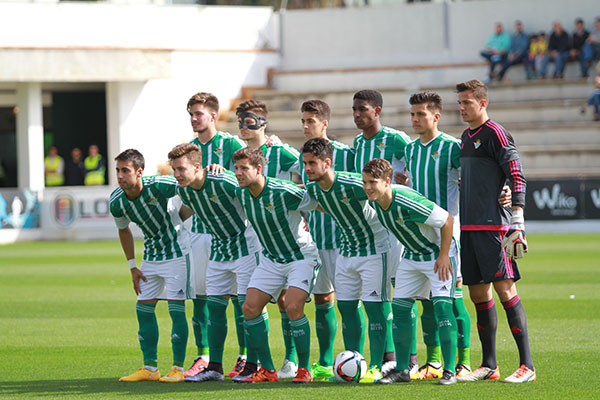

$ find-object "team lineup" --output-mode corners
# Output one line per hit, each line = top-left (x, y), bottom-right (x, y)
(109, 80), (535, 386)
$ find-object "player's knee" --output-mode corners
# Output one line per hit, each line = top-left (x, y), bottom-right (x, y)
(314, 292), (334, 304)
(242, 301), (261, 319)
(284, 301), (305, 320)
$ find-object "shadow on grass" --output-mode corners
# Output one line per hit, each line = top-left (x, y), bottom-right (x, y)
(0, 378), (357, 396)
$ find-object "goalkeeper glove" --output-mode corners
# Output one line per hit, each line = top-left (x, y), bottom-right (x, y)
(501, 210), (528, 259)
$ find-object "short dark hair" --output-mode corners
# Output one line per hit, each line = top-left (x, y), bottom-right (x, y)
(362, 158), (393, 180)
(456, 79), (488, 101)
(187, 92), (219, 114)
(301, 100), (331, 121)
(236, 99), (268, 118)
(575, 18), (584, 25)
(353, 89), (383, 108)
(232, 147), (265, 168)
(301, 138), (333, 161)
(409, 91), (443, 113)
(168, 143), (202, 165)
(115, 149), (145, 170)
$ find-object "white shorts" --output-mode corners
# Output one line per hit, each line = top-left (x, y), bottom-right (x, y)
(206, 252), (259, 296)
(190, 232), (211, 298)
(312, 248), (337, 295)
(393, 248), (458, 300)
(138, 254), (192, 301)
(248, 249), (320, 301)
(335, 252), (391, 302)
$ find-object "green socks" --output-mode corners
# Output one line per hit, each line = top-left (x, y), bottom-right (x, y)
(315, 302), (337, 367)
(392, 298), (415, 371)
(383, 301), (395, 354)
(207, 296), (229, 364)
(290, 315), (311, 370)
(432, 297), (458, 373)
(421, 299), (442, 365)
(337, 300), (365, 354)
(453, 288), (471, 365)
(244, 313), (274, 371)
(363, 301), (387, 369)
(232, 296), (246, 356)
(168, 301), (188, 367)
(280, 311), (297, 364)
(192, 296), (209, 357)
(136, 302), (158, 367)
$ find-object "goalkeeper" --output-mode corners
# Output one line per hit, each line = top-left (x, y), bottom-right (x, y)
(454, 80), (535, 384)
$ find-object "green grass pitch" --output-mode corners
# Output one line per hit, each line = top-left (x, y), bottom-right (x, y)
(0, 233), (598, 399)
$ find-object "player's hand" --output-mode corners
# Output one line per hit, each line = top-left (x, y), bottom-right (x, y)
(205, 163), (225, 174)
(265, 134), (282, 147)
(501, 211), (528, 259)
(499, 185), (512, 207)
(131, 267), (147, 295)
(434, 254), (453, 281)
(394, 168), (408, 185)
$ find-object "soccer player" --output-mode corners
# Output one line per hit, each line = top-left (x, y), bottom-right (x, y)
(352, 89), (412, 373)
(404, 91), (472, 379)
(455, 80), (535, 383)
(362, 158), (458, 386)
(301, 138), (390, 383)
(298, 99), (355, 378)
(236, 99), (302, 378)
(185, 92), (247, 378)
(233, 147), (319, 384)
(110, 149), (191, 383)
(167, 143), (260, 382)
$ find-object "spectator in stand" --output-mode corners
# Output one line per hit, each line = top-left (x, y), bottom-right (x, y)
(524, 34), (539, 79)
(540, 21), (571, 79)
(44, 145), (64, 187)
(586, 17), (600, 61)
(498, 21), (530, 82)
(581, 67), (600, 121)
(480, 22), (511, 83)
(571, 18), (594, 78)
(64, 147), (85, 186)
(84, 144), (106, 185)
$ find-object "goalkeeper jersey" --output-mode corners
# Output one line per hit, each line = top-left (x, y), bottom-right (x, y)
(371, 186), (449, 262)
(304, 172), (389, 257)
(299, 139), (355, 250)
(189, 131), (245, 234)
(236, 177), (313, 264)
(353, 125), (411, 175)
(177, 170), (259, 262)
(109, 175), (189, 261)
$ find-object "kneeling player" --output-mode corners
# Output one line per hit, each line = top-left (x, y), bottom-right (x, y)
(362, 159), (458, 386)
(234, 148), (320, 384)
(111, 149), (192, 383)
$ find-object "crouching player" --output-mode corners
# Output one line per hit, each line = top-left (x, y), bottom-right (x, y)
(111, 149), (192, 383)
(167, 143), (261, 382)
(233, 148), (320, 383)
(363, 159), (458, 386)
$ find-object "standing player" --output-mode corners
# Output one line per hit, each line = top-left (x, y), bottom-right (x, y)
(298, 100), (356, 378)
(352, 89), (412, 373)
(233, 148), (320, 384)
(236, 99), (301, 378)
(302, 138), (390, 383)
(185, 92), (247, 378)
(455, 80), (535, 383)
(362, 158), (458, 386)
(110, 149), (191, 383)
(404, 92), (472, 379)
(168, 143), (261, 382)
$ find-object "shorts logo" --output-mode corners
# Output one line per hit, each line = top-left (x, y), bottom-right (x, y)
(213, 147), (224, 157)
(494, 270), (504, 278)
(369, 290), (379, 297)
(376, 142), (386, 152)
(147, 197), (158, 206)
(431, 151), (440, 161)
(473, 140), (481, 149)
(440, 285), (448, 291)
(265, 203), (275, 214)
(209, 194), (219, 203)
(302, 279), (309, 285)
(178, 289), (184, 294)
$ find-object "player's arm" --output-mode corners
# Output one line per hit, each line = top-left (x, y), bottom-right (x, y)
(434, 214), (454, 281)
(117, 226), (147, 295)
(179, 204), (194, 221)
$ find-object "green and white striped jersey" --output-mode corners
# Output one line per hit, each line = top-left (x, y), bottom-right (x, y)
(304, 172), (389, 257)
(189, 131), (246, 234)
(404, 132), (460, 217)
(177, 170), (259, 262)
(236, 177), (313, 264)
(299, 140), (355, 250)
(110, 175), (189, 261)
(353, 126), (411, 174)
(260, 143), (300, 181)
(371, 186), (449, 262)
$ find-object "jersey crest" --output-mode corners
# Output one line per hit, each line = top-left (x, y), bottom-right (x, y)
(473, 140), (481, 149)
(209, 194), (219, 203)
(376, 142), (386, 151)
(213, 147), (224, 157)
(146, 197), (158, 207)
(431, 151), (440, 161)
(340, 196), (351, 205)
(265, 202), (275, 214)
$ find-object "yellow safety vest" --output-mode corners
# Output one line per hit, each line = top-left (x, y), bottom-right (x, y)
(84, 155), (105, 185)
(45, 156), (64, 186)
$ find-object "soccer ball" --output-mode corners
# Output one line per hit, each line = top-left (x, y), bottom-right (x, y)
(333, 350), (367, 382)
